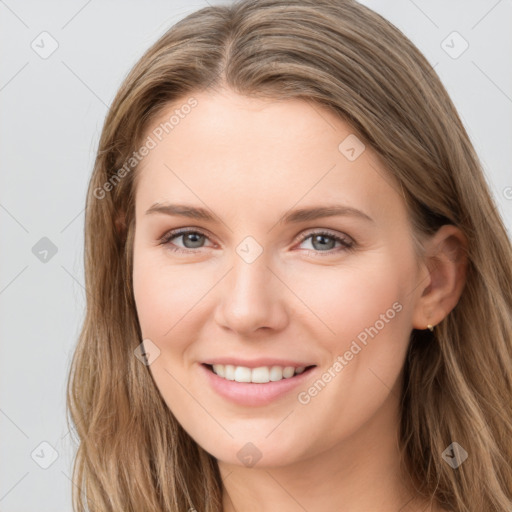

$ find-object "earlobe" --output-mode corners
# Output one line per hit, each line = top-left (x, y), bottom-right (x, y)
(412, 224), (468, 330)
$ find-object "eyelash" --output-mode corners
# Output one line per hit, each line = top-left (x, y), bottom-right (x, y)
(158, 227), (355, 257)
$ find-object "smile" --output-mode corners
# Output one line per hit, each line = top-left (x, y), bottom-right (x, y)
(207, 363), (313, 383)
(200, 362), (317, 406)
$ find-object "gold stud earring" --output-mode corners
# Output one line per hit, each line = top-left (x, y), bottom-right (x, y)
(427, 324), (434, 332)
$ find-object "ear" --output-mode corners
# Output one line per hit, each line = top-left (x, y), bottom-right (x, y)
(114, 209), (128, 243)
(412, 224), (468, 330)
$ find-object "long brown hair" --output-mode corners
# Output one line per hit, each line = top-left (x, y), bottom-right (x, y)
(66, 0), (512, 510)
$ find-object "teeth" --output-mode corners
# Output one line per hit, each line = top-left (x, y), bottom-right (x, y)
(269, 366), (283, 381)
(212, 364), (224, 378)
(282, 366), (295, 378)
(251, 367), (270, 383)
(234, 366), (252, 382)
(225, 365), (235, 381)
(210, 364), (309, 383)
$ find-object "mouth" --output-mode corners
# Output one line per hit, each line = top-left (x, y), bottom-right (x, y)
(202, 363), (317, 383)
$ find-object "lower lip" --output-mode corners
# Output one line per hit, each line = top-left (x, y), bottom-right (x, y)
(199, 363), (316, 407)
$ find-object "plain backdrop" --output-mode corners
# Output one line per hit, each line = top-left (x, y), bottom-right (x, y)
(0, 1), (511, 510)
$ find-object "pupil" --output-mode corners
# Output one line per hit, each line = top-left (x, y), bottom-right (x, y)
(184, 233), (204, 248)
(312, 234), (334, 251)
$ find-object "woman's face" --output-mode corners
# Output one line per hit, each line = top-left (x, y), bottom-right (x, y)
(132, 88), (428, 467)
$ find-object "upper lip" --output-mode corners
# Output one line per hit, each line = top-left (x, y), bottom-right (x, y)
(202, 358), (316, 369)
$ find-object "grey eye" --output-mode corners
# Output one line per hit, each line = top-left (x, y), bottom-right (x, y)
(178, 232), (206, 249)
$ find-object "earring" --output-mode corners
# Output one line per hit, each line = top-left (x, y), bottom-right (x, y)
(427, 324), (435, 332)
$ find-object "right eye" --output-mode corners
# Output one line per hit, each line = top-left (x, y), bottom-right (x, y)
(159, 228), (216, 253)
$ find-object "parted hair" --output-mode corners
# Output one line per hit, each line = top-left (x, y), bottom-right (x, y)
(67, 1), (512, 510)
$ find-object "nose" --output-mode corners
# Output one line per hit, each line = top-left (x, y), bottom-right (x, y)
(213, 252), (289, 336)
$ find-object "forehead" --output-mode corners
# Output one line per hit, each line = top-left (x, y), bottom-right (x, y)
(134, 89), (405, 226)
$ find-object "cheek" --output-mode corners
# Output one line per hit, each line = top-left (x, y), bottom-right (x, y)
(132, 254), (200, 402)
(133, 261), (171, 338)
(133, 240), (181, 324)
(299, 258), (412, 411)
(132, 248), (218, 357)
(290, 259), (407, 348)
(288, 263), (411, 438)
(133, 244), (179, 354)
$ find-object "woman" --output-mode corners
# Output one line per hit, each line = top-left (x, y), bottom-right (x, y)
(66, 0), (512, 510)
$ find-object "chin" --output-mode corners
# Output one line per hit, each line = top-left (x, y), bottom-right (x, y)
(196, 433), (308, 469)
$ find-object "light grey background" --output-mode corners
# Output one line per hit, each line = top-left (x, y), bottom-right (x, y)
(0, 1), (511, 510)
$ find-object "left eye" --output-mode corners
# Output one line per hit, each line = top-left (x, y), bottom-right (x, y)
(159, 229), (354, 254)
(298, 231), (354, 252)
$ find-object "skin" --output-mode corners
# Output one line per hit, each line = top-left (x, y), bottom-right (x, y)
(132, 88), (466, 512)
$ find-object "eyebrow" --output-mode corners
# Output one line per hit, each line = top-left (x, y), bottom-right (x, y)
(145, 203), (374, 224)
